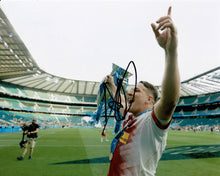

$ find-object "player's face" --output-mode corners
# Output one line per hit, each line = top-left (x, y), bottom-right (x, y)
(127, 83), (153, 116)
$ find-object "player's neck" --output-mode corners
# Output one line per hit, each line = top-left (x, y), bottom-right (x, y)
(132, 107), (152, 118)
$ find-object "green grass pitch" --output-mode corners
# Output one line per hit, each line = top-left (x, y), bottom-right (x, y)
(0, 128), (219, 176)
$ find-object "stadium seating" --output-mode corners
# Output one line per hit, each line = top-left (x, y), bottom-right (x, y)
(0, 80), (219, 132)
(172, 92), (220, 129)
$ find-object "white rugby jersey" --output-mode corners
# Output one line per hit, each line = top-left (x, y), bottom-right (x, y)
(107, 110), (170, 176)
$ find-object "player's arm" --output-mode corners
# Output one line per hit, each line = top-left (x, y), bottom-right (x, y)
(151, 6), (180, 123)
(27, 128), (39, 135)
(31, 128), (39, 134)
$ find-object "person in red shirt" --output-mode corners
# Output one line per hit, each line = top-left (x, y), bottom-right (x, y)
(106, 6), (180, 176)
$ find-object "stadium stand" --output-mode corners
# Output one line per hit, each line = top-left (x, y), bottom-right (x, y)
(0, 7), (219, 133)
(172, 92), (220, 131)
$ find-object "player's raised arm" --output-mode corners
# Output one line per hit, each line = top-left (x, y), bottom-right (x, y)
(151, 6), (180, 122)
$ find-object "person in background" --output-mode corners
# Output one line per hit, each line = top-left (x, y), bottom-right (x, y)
(17, 119), (40, 160)
(101, 128), (109, 142)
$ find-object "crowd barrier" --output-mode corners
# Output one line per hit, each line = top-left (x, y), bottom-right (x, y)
(0, 126), (21, 133)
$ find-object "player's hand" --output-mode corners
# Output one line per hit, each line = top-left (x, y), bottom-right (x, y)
(151, 6), (177, 54)
(105, 75), (115, 87)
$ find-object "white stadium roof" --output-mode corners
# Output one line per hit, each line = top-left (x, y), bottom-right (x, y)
(0, 7), (219, 97)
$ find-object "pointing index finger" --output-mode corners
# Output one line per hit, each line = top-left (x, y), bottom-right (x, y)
(168, 6), (172, 16)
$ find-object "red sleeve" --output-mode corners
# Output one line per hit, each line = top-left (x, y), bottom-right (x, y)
(151, 110), (172, 130)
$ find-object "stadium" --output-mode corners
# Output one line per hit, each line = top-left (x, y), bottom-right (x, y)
(0, 4), (220, 176)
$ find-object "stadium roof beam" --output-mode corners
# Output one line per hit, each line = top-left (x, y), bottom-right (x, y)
(198, 80), (220, 91)
(207, 77), (220, 84)
(0, 66), (34, 70)
(70, 81), (77, 94)
(84, 81), (88, 95)
(76, 80), (79, 94)
(0, 73), (39, 83)
(24, 78), (49, 88)
(181, 84), (202, 95)
(41, 82), (58, 91)
(55, 79), (67, 92)
(0, 72), (35, 80)
(63, 83), (72, 94)
(91, 82), (97, 95)
(0, 54), (25, 57)
(4, 74), (45, 85)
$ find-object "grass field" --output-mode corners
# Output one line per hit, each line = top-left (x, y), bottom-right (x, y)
(0, 128), (219, 176)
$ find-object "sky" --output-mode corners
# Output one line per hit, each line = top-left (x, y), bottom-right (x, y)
(1, 0), (220, 86)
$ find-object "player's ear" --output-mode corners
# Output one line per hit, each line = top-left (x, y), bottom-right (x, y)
(148, 95), (154, 104)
